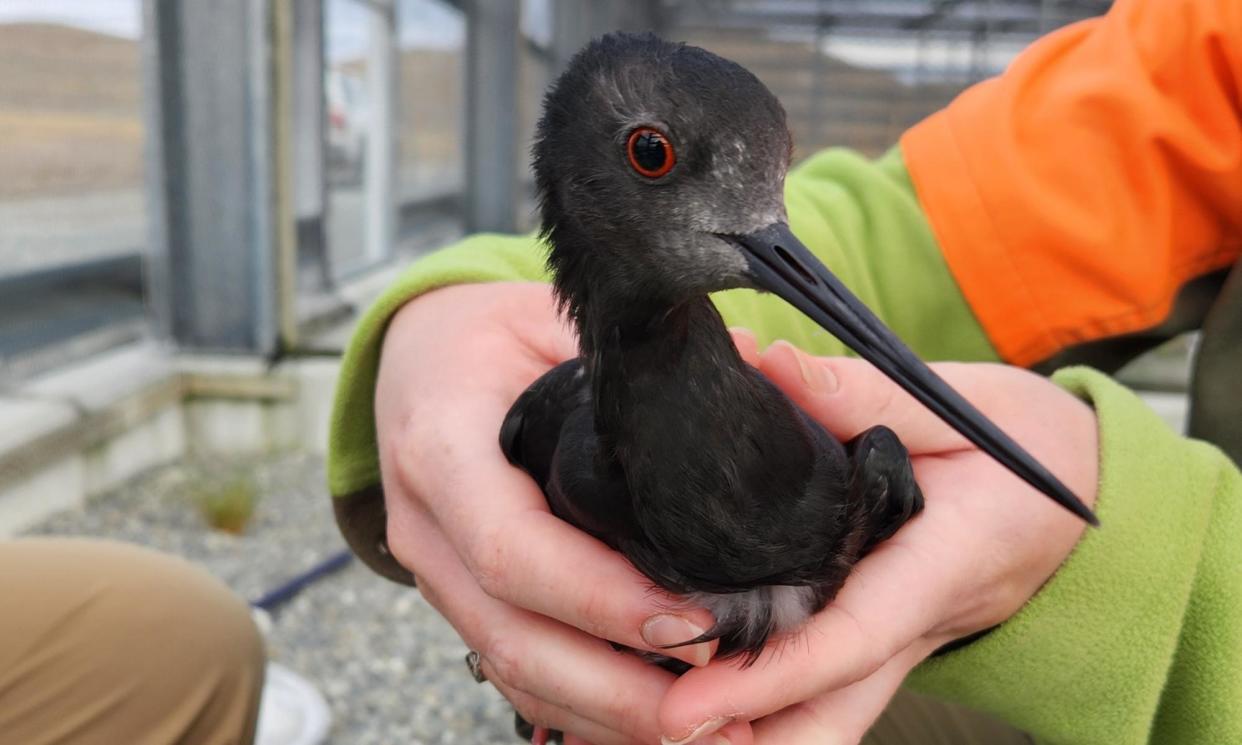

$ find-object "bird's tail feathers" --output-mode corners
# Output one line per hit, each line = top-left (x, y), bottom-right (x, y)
(659, 584), (823, 666)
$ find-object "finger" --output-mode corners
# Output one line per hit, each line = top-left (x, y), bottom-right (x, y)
(387, 389), (716, 668)
(751, 643), (930, 745)
(497, 282), (581, 364)
(728, 326), (761, 366)
(394, 282), (578, 368)
(482, 658), (643, 745)
(758, 342), (972, 452)
(472, 509), (717, 665)
(659, 538), (954, 742)
(762, 341), (1099, 526)
(395, 510), (682, 744)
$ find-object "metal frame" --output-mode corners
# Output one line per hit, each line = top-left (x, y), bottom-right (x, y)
(364, 0), (398, 264)
(458, 0), (666, 233)
(143, 0), (288, 354)
(675, 0), (1108, 41)
(4, 0), (1115, 366)
(292, 0), (333, 292)
(463, 0), (521, 233)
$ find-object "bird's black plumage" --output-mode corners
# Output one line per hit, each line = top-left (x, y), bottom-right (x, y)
(499, 31), (1093, 742)
(497, 42), (1097, 743)
(501, 32), (924, 666)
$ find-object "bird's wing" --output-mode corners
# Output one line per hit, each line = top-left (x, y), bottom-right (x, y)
(501, 359), (637, 543)
(500, 359), (587, 486)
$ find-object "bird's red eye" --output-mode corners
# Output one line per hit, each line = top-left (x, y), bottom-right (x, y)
(627, 127), (675, 178)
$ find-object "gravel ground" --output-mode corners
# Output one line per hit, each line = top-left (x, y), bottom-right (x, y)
(23, 452), (519, 745)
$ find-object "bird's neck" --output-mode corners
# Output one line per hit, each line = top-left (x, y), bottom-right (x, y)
(547, 230), (751, 438)
(546, 228), (691, 359)
(579, 294), (749, 442)
(571, 285), (678, 362)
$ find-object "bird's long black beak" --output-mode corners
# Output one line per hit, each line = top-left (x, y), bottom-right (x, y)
(727, 223), (1098, 525)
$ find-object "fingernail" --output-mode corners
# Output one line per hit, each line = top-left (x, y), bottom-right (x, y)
(728, 327), (759, 361)
(661, 716), (733, 745)
(728, 326), (756, 342)
(642, 614), (712, 667)
(791, 345), (837, 393)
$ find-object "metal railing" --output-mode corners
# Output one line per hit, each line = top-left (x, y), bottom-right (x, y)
(1, 0), (1116, 369)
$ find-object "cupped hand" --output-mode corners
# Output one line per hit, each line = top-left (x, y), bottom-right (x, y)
(374, 282), (757, 744)
(657, 341), (1100, 745)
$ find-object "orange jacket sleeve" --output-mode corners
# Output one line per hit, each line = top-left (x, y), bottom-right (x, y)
(902, 0), (1242, 367)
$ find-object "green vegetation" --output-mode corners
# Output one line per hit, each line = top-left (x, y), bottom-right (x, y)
(192, 470), (259, 535)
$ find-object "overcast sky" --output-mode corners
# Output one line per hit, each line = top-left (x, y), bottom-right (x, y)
(0, 0), (141, 38)
(0, 0), (480, 59)
(0, 0), (1011, 78)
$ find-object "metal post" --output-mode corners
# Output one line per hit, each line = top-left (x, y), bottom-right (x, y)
(550, 0), (611, 76)
(807, 0), (830, 152)
(916, 27), (929, 85)
(548, 0), (658, 77)
(273, 0), (299, 349)
(143, 0), (285, 354)
(464, 0), (520, 233)
(1039, 0), (1053, 34)
(1189, 260), (1242, 464)
(974, 0), (995, 83)
(291, 0), (332, 291)
(364, 1), (397, 264)
(140, 0), (172, 342)
(551, 0), (589, 77)
(615, 0), (664, 36)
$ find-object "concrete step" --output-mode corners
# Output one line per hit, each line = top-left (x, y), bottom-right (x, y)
(0, 340), (340, 536)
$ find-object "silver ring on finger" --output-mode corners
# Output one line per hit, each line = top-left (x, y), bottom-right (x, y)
(465, 650), (487, 684)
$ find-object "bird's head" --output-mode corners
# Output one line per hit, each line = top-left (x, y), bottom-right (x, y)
(534, 32), (792, 307)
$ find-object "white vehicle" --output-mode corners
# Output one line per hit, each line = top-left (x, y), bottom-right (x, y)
(325, 69), (367, 185)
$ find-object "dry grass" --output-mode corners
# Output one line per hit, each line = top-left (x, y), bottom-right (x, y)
(0, 109), (143, 198)
(192, 470), (261, 535)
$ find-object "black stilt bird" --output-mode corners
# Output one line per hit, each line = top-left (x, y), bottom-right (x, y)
(501, 32), (1095, 673)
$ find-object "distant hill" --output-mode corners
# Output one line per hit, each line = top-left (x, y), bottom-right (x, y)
(0, 23), (140, 115)
(0, 20), (970, 199)
(0, 23), (143, 198)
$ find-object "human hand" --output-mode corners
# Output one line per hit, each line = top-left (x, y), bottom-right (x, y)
(374, 282), (757, 744)
(657, 341), (1100, 745)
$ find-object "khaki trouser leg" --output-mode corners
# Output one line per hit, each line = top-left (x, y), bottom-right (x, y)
(864, 689), (1034, 745)
(0, 538), (265, 745)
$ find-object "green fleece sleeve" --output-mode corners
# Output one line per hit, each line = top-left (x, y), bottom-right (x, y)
(326, 146), (995, 497)
(327, 232), (552, 495)
(906, 367), (1242, 745)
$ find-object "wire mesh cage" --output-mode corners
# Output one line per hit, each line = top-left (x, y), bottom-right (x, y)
(664, 0), (1111, 158)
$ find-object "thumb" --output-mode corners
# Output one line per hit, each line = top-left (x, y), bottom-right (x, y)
(751, 643), (932, 745)
(728, 326), (761, 367)
(758, 341), (973, 454)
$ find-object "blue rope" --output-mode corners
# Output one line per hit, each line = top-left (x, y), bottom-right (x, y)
(251, 549), (354, 612)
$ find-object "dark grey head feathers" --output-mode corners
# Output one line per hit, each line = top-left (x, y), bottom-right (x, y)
(533, 33), (793, 342)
